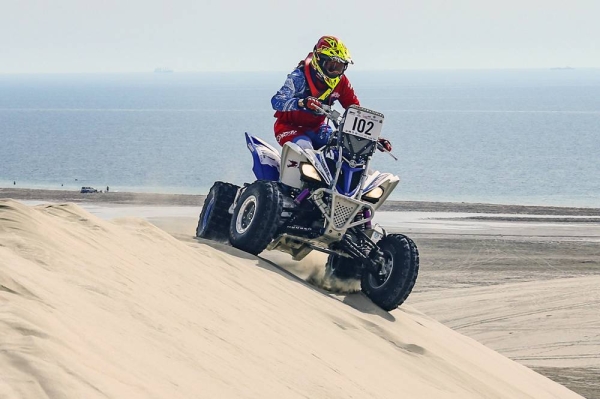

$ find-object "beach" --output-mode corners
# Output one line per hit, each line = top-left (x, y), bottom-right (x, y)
(3, 187), (600, 215)
(1, 188), (599, 398)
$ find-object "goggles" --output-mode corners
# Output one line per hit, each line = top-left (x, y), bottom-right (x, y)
(323, 59), (348, 77)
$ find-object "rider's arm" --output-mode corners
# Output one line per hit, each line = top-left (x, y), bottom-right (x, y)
(337, 75), (360, 109)
(271, 69), (308, 112)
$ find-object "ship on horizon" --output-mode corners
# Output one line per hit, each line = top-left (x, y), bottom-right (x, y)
(154, 67), (174, 73)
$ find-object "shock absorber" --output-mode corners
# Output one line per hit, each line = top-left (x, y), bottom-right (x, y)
(363, 209), (372, 229)
(294, 188), (311, 205)
(352, 208), (373, 230)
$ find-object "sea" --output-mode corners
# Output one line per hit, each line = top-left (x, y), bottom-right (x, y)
(1, 69), (599, 207)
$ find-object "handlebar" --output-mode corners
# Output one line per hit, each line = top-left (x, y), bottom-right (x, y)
(377, 142), (398, 160)
(313, 104), (341, 128)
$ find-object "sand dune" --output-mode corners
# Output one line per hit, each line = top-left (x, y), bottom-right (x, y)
(0, 200), (583, 398)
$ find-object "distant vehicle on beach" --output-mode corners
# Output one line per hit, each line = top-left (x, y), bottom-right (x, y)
(80, 186), (98, 193)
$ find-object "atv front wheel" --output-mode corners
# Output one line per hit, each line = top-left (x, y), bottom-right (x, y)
(229, 180), (283, 255)
(361, 234), (419, 311)
(196, 181), (240, 241)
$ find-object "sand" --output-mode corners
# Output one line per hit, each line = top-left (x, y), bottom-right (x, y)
(1, 188), (599, 398)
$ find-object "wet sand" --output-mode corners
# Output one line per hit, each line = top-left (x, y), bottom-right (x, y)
(2, 187), (600, 216)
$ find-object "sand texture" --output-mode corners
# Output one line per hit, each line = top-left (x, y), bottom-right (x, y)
(2, 191), (599, 398)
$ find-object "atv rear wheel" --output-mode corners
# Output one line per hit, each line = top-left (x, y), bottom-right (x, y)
(229, 180), (283, 255)
(196, 181), (240, 241)
(361, 234), (419, 311)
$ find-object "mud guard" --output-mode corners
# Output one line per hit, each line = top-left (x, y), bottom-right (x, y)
(245, 133), (281, 181)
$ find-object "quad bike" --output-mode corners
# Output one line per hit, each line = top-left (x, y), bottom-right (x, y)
(197, 105), (419, 311)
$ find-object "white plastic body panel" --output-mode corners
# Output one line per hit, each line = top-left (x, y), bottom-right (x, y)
(280, 142), (309, 189)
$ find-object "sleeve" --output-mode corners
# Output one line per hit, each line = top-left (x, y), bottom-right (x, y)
(337, 76), (360, 109)
(271, 69), (308, 112)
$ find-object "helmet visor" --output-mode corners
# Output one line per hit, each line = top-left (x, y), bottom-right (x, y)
(323, 59), (347, 77)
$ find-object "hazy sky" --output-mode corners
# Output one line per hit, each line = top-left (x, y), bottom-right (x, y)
(2, 0), (599, 73)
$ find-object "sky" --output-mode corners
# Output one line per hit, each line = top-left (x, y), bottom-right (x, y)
(2, 0), (599, 73)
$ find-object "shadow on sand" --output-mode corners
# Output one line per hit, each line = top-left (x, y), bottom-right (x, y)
(195, 238), (396, 321)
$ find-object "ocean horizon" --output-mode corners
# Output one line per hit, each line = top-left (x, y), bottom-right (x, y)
(1, 69), (599, 207)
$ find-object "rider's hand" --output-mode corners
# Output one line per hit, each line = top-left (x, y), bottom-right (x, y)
(378, 138), (392, 152)
(299, 96), (322, 112)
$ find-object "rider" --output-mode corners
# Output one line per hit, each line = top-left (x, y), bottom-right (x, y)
(271, 35), (392, 152)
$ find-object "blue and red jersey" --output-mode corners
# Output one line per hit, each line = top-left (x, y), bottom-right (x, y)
(271, 61), (359, 146)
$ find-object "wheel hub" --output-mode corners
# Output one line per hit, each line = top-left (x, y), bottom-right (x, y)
(369, 250), (393, 288)
(236, 195), (257, 234)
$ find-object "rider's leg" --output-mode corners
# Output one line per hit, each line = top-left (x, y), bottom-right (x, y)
(274, 121), (309, 147)
(292, 136), (314, 150)
(274, 121), (331, 149)
(305, 124), (333, 149)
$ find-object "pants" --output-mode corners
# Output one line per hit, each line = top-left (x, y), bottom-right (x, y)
(274, 120), (332, 150)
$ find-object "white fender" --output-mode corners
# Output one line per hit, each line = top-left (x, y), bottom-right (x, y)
(362, 171), (400, 210)
(280, 142), (310, 189)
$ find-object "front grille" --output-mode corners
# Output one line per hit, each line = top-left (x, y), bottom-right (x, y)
(333, 197), (361, 229)
(311, 188), (374, 235)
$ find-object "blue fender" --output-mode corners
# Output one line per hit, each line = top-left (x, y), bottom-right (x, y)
(245, 133), (281, 181)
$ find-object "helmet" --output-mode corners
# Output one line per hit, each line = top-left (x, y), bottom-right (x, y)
(310, 36), (353, 83)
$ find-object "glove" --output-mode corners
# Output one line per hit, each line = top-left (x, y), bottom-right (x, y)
(378, 138), (392, 152)
(299, 96), (322, 112)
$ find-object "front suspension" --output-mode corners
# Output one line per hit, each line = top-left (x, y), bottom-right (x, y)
(338, 231), (385, 274)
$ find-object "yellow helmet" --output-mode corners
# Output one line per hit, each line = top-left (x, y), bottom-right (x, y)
(310, 36), (353, 87)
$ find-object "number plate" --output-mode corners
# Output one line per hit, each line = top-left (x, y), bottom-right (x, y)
(341, 106), (384, 141)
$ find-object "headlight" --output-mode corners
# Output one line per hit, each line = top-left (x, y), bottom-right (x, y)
(362, 186), (384, 203)
(300, 163), (322, 182)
